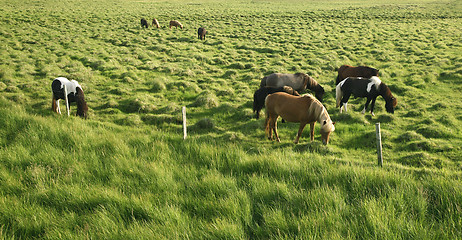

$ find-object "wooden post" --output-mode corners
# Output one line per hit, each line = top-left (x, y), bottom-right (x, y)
(64, 85), (70, 117)
(182, 106), (187, 140)
(376, 123), (383, 167)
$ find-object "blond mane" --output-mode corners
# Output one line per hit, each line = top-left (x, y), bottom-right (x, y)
(304, 94), (335, 132)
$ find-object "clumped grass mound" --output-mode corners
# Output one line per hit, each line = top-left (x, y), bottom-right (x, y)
(0, 0), (461, 238)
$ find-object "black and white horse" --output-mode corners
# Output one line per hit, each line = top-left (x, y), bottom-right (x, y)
(336, 76), (397, 116)
(51, 77), (88, 118)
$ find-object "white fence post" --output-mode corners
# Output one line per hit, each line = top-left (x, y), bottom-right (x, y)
(376, 123), (383, 167)
(182, 106), (187, 140)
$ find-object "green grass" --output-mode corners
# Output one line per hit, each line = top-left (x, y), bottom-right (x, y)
(1, 0), (462, 238)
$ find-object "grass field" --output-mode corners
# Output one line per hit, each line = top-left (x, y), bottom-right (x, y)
(1, 0), (461, 239)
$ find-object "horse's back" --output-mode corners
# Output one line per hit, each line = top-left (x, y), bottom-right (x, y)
(265, 92), (315, 122)
(263, 73), (304, 91)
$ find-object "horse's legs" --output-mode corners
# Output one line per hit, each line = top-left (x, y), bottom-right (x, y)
(294, 122), (307, 144)
(56, 99), (61, 114)
(340, 93), (351, 113)
(370, 97), (377, 116)
(362, 98), (372, 114)
(272, 117), (280, 142)
(310, 122), (315, 141)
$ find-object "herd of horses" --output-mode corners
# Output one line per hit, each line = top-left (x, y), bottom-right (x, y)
(255, 65), (397, 145)
(51, 51), (396, 145)
(140, 18), (207, 40)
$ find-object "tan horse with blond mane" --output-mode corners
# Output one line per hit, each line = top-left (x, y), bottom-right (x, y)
(265, 92), (335, 145)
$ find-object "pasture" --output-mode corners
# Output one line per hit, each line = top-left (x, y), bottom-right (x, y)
(0, 0), (461, 238)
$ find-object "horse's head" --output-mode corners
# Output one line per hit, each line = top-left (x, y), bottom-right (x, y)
(320, 120), (335, 145)
(385, 96), (397, 114)
(380, 83), (397, 114)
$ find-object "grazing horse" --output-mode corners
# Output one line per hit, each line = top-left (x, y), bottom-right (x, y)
(265, 92), (335, 145)
(140, 18), (148, 28)
(152, 18), (160, 28)
(336, 65), (379, 85)
(336, 76), (397, 116)
(51, 77), (88, 119)
(169, 20), (183, 29)
(260, 73), (325, 102)
(253, 86), (300, 119)
(198, 27), (206, 40)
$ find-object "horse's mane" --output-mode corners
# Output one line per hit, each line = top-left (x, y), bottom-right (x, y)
(304, 94), (334, 132)
(75, 87), (88, 118)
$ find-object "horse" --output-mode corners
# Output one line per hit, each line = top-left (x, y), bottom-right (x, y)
(336, 76), (397, 116)
(260, 73), (325, 102)
(140, 18), (148, 28)
(336, 65), (379, 85)
(198, 27), (206, 40)
(253, 86), (299, 119)
(51, 77), (88, 119)
(152, 18), (160, 28)
(265, 92), (335, 145)
(169, 20), (183, 29)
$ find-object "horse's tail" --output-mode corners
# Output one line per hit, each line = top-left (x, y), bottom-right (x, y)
(75, 87), (88, 119)
(336, 83), (343, 108)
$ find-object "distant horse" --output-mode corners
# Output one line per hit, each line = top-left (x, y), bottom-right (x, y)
(141, 18), (148, 28)
(253, 86), (299, 119)
(265, 92), (335, 145)
(260, 73), (325, 102)
(152, 18), (160, 28)
(169, 20), (183, 29)
(198, 27), (206, 40)
(336, 65), (379, 85)
(336, 76), (397, 116)
(51, 77), (88, 119)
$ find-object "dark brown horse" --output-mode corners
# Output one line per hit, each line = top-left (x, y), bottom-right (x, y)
(336, 65), (379, 85)
(336, 76), (397, 116)
(51, 77), (88, 119)
(198, 27), (206, 40)
(265, 92), (335, 145)
(260, 73), (325, 102)
(140, 18), (148, 28)
(253, 86), (299, 119)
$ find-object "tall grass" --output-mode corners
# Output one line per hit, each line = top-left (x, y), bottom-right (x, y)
(1, 0), (461, 238)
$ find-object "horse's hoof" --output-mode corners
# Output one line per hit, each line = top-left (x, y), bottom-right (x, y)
(371, 112), (375, 116)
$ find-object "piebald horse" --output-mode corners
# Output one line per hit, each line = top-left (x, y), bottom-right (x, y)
(260, 73), (325, 102)
(51, 77), (88, 118)
(336, 65), (379, 85)
(336, 76), (397, 116)
(265, 92), (335, 145)
(253, 86), (300, 119)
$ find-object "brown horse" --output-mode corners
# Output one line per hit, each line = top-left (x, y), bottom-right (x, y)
(198, 27), (206, 40)
(260, 73), (325, 102)
(253, 86), (299, 119)
(336, 65), (379, 85)
(169, 20), (183, 29)
(152, 18), (160, 28)
(265, 92), (335, 145)
(140, 18), (148, 28)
